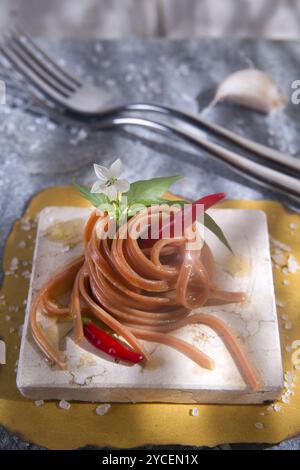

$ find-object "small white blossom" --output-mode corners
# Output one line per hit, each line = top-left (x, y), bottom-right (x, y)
(91, 159), (130, 201)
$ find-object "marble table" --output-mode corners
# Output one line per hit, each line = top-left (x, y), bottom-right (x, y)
(0, 38), (300, 449)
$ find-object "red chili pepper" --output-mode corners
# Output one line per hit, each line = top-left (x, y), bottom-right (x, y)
(140, 192), (226, 249)
(83, 321), (144, 364)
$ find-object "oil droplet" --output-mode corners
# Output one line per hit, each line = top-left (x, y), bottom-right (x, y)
(44, 219), (84, 248)
(223, 254), (251, 277)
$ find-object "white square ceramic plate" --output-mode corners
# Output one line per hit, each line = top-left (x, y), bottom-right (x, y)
(17, 207), (283, 403)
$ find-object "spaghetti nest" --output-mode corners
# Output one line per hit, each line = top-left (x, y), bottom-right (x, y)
(31, 206), (259, 390)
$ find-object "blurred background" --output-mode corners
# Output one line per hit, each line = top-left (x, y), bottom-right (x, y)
(1, 0), (300, 39)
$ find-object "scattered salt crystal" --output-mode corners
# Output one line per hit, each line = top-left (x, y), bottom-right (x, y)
(57, 58), (66, 67)
(259, 412), (265, 416)
(190, 407), (199, 417)
(270, 237), (291, 252)
(178, 64), (189, 76)
(94, 43), (103, 53)
(282, 280), (289, 285)
(289, 223), (298, 231)
(284, 321), (292, 330)
(22, 271), (31, 279)
(35, 400), (44, 407)
(271, 252), (285, 266)
(30, 141), (41, 152)
(125, 74), (133, 82)
(287, 256), (300, 273)
(281, 393), (290, 404)
(276, 299), (286, 308)
(5, 315), (11, 321)
(9, 327), (15, 334)
(20, 219), (31, 231)
(70, 128), (88, 146)
(58, 400), (71, 410)
(255, 422), (264, 429)
(46, 121), (57, 131)
(281, 314), (289, 321)
(105, 78), (116, 87)
(285, 345), (292, 352)
(273, 404), (281, 412)
(10, 257), (19, 269)
(95, 404), (111, 416)
(267, 405), (273, 412)
(284, 371), (294, 383)
(18, 241), (26, 249)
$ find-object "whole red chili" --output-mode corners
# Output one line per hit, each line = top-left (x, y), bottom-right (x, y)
(140, 192), (226, 249)
(83, 321), (144, 364)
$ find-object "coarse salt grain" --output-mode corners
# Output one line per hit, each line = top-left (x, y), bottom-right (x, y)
(190, 407), (199, 417)
(281, 394), (290, 404)
(273, 404), (281, 412)
(271, 252), (285, 266)
(95, 404), (111, 416)
(282, 280), (289, 286)
(20, 220), (31, 231)
(34, 400), (44, 407)
(10, 257), (19, 270)
(276, 299), (286, 308)
(255, 422), (264, 429)
(94, 43), (103, 53)
(21, 271), (31, 279)
(289, 223), (298, 231)
(287, 256), (300, 273)
(284, 371), (294, 383)
(284, 321), (292, 330)
(270, 237), (291, 252)
(58, 400), (71, 410)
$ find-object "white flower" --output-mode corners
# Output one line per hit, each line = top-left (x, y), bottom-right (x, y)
(91, 159), (130, 200)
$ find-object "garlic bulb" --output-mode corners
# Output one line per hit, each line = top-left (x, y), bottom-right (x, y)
(210, 69), (286, 114)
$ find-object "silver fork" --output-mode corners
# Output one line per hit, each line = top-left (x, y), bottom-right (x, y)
(1, 27), (300, 203)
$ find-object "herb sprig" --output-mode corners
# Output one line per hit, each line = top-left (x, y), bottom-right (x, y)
(75, 159), (232, 251)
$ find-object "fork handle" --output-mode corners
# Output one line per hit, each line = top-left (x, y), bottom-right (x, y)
(121, 103), (300, 175)
(93, 116), (300, 203)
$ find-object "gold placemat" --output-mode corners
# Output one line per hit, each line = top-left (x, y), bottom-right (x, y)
(0, 187), (299, 449)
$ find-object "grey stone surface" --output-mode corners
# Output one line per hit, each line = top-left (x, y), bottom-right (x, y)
(0, 38), (299, 449)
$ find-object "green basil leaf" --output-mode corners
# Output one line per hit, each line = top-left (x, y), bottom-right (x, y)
(126, 175), (182, 205)
(74, 183), (108, 207)
(203, 213), (233, 253)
